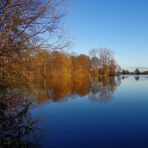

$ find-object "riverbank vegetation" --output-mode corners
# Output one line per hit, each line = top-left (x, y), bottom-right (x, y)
(1, 0), (148, 147)
(0, 1), (120, 146)
(1, 47), (120, 91)
(0, 0), (120, 92)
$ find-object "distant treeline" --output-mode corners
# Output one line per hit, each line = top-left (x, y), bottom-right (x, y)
(121, 68), (148, 75)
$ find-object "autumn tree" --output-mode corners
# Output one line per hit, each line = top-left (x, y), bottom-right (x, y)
(122, 69), (130, 75)
(109, 59), (117, 76)
(0, 0), (69, 88)
(89, 48), (117, 77)
(89, 49), (100, 77)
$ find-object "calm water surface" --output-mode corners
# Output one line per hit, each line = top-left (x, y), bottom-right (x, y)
(29, 76), (148, 148)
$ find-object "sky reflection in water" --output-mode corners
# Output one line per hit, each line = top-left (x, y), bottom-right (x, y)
(31, 76), (148, 148)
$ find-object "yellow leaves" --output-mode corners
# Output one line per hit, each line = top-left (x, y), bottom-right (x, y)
(1, 48), (119, 105)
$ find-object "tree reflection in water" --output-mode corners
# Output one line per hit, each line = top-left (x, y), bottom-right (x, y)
(89, 76), (121, 103)
(135, 76), (140, 81)
(35, 76), (121, 104)
(0, 88), (40, 147)
(0, 76), (121, 146)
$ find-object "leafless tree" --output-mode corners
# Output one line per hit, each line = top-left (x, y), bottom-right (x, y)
(89, 48), (117, 76)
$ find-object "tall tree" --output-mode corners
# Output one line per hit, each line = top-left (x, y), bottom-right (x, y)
(0, 0), (69, 88)
(89, 48), (117, 77)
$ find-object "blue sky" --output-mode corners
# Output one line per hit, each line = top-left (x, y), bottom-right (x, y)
(65, 0), (148, 68)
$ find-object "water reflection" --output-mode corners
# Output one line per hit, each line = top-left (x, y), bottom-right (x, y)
(89, 76), (121, 103)
(32, 75), (148, 148)
(0, 88), (40, 147)
(0, 76), (121, 146)
(122, 76), (128, 80)
(0, 76), (121, 143)
(135, 76), (140, 81)
(36, 76), (121, 104)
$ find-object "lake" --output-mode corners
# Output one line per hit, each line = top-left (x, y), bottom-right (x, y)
(1, 75), (148, 147)
(29, 75), (148, 148)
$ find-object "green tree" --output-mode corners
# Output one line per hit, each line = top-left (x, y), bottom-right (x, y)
(135, 68), (140, 75)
